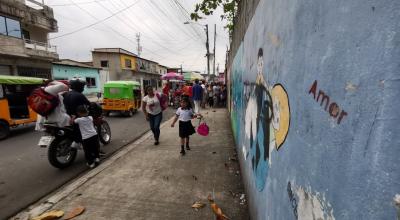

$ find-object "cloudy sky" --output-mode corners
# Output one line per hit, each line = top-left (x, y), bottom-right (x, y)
(42, 0), (229, 74)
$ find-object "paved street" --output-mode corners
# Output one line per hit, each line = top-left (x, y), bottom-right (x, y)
(0, 109), (175, 220)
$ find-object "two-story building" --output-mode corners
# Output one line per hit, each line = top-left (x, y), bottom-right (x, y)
(0, 0), (58, 78)
(92, 48), (168, 92)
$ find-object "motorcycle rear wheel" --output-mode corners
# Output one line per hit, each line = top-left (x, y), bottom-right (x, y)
(48, 138), (77, 169)
(98, 121), (111, 145)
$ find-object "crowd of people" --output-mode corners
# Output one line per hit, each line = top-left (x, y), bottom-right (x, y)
(162, 79), (227, 112)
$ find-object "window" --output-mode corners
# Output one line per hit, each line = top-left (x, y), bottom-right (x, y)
(100, 60), (109, 67)
(0, 85), (3, 99)
(3, 17), (21, 38)
(0, 17), (6, 35)
(0, 16), (22, 38)
(86, 77), (96, 88)
(109, 88), (121, 94)
(125, 59), (132, 68)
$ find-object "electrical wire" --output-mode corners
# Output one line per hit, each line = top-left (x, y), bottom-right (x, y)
(48, 0), (108, 7)
(49, 0), (140, 40)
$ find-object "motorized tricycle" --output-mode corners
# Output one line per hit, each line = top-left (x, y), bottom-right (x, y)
(0, 75), (45, 140)
(102, 81), (141, 117)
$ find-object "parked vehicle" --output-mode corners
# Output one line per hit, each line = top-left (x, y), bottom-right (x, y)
(102, 81), (141, 117)
(38, 102), (111, 169)
(0, 75), (45, 140)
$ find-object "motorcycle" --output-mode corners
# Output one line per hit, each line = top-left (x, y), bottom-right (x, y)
(38, 103), (111, 169)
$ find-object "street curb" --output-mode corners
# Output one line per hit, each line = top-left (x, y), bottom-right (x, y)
(11, 117), (175, 220)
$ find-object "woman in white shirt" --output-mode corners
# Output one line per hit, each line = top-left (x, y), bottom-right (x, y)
(142, 86), (163, 145)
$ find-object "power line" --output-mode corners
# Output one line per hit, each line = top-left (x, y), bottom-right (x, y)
(48, 0), (108, 7)
(49, 0), (141, 40)
(169, 0), (205, 42)
(149, 0), (204, 43)
(109, 0), (180, 43)
(95, 0), (191, 57)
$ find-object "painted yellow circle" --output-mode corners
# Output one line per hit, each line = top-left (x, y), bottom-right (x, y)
(271, 84), (290, 149)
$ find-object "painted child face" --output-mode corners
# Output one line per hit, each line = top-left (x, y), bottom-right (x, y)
(272, 96), (281, 130)
(257, 56), (264, 75)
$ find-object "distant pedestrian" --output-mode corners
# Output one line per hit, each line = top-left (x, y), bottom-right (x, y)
(213, 83), (221, 107)
(192, 79), (203, 114)
(201, 82), (207, 108)
(74, 105), (100, 168)
(220, 85), (227, 107)
(207, 84), (214, 108)
(171, 97), (199, 155)
(142, 85), (163, 145)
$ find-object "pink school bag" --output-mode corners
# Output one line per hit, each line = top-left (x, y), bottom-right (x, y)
(197, 118), (209, 136)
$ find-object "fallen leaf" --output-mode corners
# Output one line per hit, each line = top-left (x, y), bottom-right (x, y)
(32, 210), (64, 220)
(210, 201), (230, 220)
(212, 152), (217, 154)
(192, 201), (206, 209)
(63, 206), (85, 220)
(207, 194), (229, 219)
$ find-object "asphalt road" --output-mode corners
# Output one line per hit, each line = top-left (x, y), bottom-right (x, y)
(0, 109), (175, 219)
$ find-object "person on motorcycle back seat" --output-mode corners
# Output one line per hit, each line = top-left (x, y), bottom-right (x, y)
(63, 78), (90, 146)
(63, 78), (90, 116)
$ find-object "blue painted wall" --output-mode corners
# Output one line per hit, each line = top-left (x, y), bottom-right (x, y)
(52, 64), (100, 95)
(228, 0), (400, 219)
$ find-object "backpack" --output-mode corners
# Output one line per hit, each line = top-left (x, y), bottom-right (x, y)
(156, 93), (168, 111)
(28, 88), (59, 116)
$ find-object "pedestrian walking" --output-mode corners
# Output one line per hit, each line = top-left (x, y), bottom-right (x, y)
(213, 83), (221, 107)
(207, 84), (214, 108)
(73, 105), (100, 168)
(171, 97), (198, 155)
(220, 84), (227, 107)
(192, 79), (203, 114)
(142, 85), (163, 145)
(201, 81), (207, 108)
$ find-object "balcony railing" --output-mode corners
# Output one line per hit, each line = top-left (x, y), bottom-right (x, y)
(24, 39), (57, 53)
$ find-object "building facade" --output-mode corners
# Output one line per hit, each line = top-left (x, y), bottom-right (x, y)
(0, 0), (58, 78)
(92, 48), (167, 92)
(52, 59), (101, 95)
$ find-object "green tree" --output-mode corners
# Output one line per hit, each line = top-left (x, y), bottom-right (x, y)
(190, 0), (238, 33)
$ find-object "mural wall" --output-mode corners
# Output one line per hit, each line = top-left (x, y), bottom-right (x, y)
(228, 0), (400, 219)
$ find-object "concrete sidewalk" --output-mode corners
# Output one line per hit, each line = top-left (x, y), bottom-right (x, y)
(12, 109), (248, 220)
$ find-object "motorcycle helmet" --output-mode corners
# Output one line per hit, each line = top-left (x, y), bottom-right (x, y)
(69, 77), (86, 93)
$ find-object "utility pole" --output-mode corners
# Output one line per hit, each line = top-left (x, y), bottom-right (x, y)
(213, 24), (216, 77)
(205, 24), (210, 77)
(180, 64), (183, 75)
(136, 33), (142, 57)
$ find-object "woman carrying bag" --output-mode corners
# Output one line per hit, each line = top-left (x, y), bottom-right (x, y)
(142, 86), (164, 145)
